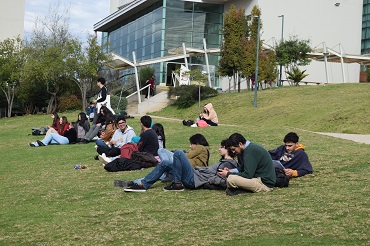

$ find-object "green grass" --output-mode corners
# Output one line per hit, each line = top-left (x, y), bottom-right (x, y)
(1, 83), (369, 245)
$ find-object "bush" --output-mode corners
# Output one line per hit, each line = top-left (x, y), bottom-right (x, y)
(110, 95), (127, 113)
(59, 95), (82, 112)
(168, 85), (218, 108)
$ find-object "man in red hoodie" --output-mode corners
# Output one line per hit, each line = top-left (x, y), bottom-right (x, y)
(268, 132), (313, 177)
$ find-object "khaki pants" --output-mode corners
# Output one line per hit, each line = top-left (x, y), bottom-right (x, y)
(227, 175), (273, 193)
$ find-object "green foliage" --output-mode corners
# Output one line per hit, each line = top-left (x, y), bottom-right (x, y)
(275, 36), (312, 69)
(110, 95), (127, 112)
(286, 66), (309, 85)
(366, 67), (370, 83)
(139, 66), (156, 87)
(58, 94), (82, 111)
(168, 85), (218, 108)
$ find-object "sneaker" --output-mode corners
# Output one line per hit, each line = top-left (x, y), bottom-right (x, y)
(124, 183), (147, 192)
(79, 139), (89, 144)
(28, 142), (36, 147)
(36, 140), (45, 146)
(190, 123), (197, 127)
(161, 173), (173, 183)
(226, 188), (251, 196)
(163, 183), (185, 192)
(113, 180), (134, 188)
(94, 155), (99, 160)
(98, 154), (111, 165)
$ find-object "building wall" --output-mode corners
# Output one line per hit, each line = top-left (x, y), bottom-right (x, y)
(224, 0), (363, 86)
(0, 0), (25, 41)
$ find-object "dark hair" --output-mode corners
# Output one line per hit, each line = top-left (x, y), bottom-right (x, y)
(140, 115), (152, 128)
(97, 77), (106, 85)
(52, 112), (60, 128)
(77, 112), (88, 126)
(189, 134), (209, 146)
(284, 132), (299, 143)
(221, 138), (235, 158)
(116, 116), (127, 124)
(58, 116), (69, 135)
(152, 123), (166, 148)
(228, 133), (246, 147)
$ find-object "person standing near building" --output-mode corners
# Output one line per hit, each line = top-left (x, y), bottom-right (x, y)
(93, 77), (115, 114)
(145, 75), (155, 98)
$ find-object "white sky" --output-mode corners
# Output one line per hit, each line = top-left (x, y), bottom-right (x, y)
(24, 0), (111, 42)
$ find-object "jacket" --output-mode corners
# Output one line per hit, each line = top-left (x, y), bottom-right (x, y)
(200, 103), (218, 124)
(186, 145), (210, 168)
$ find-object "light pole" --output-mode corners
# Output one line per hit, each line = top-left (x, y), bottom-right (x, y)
(253, 15), (261, 108)
(278, 15), (284, 86)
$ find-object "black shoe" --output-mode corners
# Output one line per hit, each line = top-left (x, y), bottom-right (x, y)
(113, 180), (133, 188)
(79, 139), (89, 144)
(28, 142), (36, 147)
(94, 155), (99, 160)
(161, 173), (173, 183)
(124, 183), (147, 192)
(36, 140), (46, 146)
(163, 183), (184, 192)
(226, 188), (251, 196)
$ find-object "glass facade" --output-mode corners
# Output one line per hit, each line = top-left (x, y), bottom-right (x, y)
(362, 0), (370, 54)
(102, 0), (223, 86)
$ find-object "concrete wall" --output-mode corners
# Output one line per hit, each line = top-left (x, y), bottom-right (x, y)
(222, 0), (362, 86)
(0, 0), (25, 41)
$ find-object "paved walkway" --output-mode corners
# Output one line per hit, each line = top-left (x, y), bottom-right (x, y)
(313, 132), (370, 144)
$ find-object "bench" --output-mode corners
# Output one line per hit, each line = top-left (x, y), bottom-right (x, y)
(302, 81), (321, 85)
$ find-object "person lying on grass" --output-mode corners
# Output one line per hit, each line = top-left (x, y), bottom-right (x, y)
(29, 120), (77, 147)
(122, 139), (237, 192)
(268, 132), (313, 178)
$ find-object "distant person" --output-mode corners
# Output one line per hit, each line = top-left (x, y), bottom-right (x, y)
(29, 119), (77, 147)
(92, 77), (115, 114)
(75, 112), (90, 142)
(191, 103), (218, 127)
(86, 101), (97, 122)
(268, 132), (313, 178)
(145, 74), (155, 98)
(218, 133), (276, 196)
(47, 112), (60, 131)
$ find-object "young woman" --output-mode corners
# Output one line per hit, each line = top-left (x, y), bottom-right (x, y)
(75, 112), (90, 141)
(29, 119), (77, 147)
(47, 112), (60, 130)
(152, 123), (166, 149)
(197, 103), (218, 126)
(80, 106), (114, 143)
(58, 116), (70, 136)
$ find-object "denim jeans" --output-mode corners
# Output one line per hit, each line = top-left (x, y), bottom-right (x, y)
(141, 160), (173, 189)
(96, 139), (109, 148)
(172, 150), (195, 189)
(37, 133), (69, 146)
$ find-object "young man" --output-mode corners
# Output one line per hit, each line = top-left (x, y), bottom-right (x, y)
(218, 133), (276, 196)
(137, 115), (159, 156)
(96, 116), (136, 157)
(268, 132), (313, 177)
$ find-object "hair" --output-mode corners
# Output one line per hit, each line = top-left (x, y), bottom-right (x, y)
(58, 116), (69, 135)
(189, 134), (209, 146)
(116, 116), (127, 124)
(77, 112), (88, 126)
(97, 77), (106, 85)
(51, 112), (60, 128)
(284, 132), (299, 143)
(228, 133), (246, 147)
(220, 138), (235, 158)
(99, 106), (113, 117)
(140, 115), (152, 128)
(152, 123), (166, 148)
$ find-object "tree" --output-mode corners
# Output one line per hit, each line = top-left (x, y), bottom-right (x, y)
(275, 36), (312, 79)
(139, 66), (155, 87)
(0, 36), (25, 117)
(66, 35), (110, 110)
(219, 5), (248, 92)
(286, 66), (309, 86)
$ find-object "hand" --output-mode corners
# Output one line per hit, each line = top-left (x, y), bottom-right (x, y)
(217, 168), (229, 178)
(284, 168), (293, 177)
(96, 123), (101, 127)
(111, 140), (117, 145)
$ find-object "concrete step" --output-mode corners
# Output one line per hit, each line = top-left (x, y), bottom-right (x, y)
(126, 91), (171, 116)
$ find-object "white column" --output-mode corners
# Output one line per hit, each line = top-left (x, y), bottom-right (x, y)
(203, 38), (211, 86)
(132, 51), (141, 104)
(339, 44), (346, 83)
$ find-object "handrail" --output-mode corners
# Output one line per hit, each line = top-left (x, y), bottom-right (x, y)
(126, 84), (151, 101)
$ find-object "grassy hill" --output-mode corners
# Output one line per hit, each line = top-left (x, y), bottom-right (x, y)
(0, 83), (369, 245)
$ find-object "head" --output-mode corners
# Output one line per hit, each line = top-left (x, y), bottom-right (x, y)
(89, 101), (95, 107)
(78, 112), (87, 122)
(140, 115), (152, 129)
(228, 133), (247, 155)
(99, 106), (111, 116)
(189, 134), (209, 150)
(219, 139), (235, 158)
(116, 116), (127, 131)
(70, 122), (76, 129)
(60, 116), (68, 126)
(52, 112), (59, 119)
(97, 77), (106, 86)
(283, 132), (299, 153)
(152, 123), (166, 148)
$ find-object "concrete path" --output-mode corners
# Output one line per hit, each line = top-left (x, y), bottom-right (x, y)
(313, 132), (370, 144)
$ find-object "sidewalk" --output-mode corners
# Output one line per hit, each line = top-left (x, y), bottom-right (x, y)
(314, 132), (370, 144)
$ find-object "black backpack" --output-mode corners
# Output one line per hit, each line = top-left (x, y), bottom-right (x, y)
(275, 168), (289, 188)
(182, 120), (194, 126)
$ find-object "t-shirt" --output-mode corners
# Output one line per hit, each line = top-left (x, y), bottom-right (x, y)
(138, 129), (159, 156)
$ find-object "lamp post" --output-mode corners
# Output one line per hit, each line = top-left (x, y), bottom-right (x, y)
(278, 15), (284, 86)
(253, 15), (261, 108)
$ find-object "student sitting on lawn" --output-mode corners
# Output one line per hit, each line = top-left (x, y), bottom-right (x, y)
(29, 119), (77, 147)
(120, 133), (210, 192)
(268, 132), (313, 178)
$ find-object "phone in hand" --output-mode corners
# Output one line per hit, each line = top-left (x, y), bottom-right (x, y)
(217, 168), (224, 172)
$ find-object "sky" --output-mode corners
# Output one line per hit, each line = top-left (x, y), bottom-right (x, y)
(24, 0), (111, 42)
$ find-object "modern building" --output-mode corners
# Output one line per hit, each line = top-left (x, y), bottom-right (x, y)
(94, 0), (364, 90)
(0, 0), (25, 41)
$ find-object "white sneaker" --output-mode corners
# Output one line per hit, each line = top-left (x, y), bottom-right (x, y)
(190, 123), (197, 127)
(98, 154), (111, 165)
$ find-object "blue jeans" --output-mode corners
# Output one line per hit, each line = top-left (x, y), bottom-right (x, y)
(96, 139), (109, 148)
(172, 150), (195, 189)
(141, 160), (173, 189)
(37, 133), (69, 146)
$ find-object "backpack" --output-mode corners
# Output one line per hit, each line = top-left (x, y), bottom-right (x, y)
(120, 143), (139, 159)
(182, 120), (194, 126)
(32, 127), (47, 136)
(274, 168), (290, 188)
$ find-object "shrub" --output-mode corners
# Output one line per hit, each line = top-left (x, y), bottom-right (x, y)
(59, 95), (82, 112)
(110, 95), (127, 112)
(168, 85), (218, 108)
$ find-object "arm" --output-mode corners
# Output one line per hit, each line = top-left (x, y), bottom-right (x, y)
(96, 87), (107, 103)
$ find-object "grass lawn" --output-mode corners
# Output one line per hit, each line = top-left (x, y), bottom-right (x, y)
(0, 83), (369, 245)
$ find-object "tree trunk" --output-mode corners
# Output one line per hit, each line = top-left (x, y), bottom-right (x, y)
(46, 94), (58, 114)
